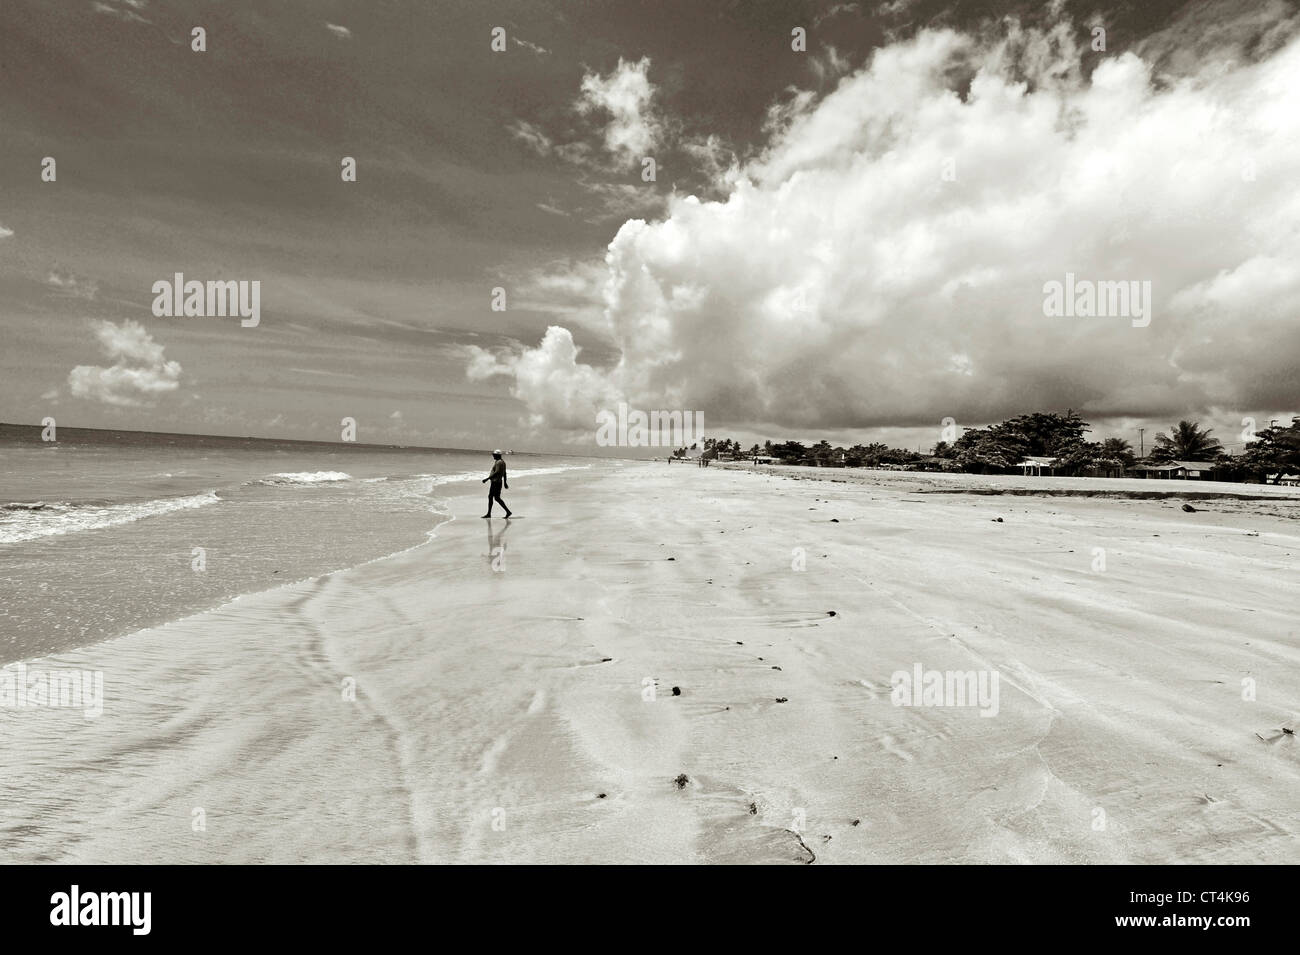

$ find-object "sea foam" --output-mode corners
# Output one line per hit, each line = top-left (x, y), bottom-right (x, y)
(0, 491), (221, 544)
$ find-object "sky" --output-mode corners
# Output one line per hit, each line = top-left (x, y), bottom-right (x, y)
(1, 0), (1297, 455)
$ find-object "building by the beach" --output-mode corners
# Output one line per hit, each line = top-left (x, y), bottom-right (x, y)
(1130, 460), (1221, 480)
(1016, 455), (1059, 476)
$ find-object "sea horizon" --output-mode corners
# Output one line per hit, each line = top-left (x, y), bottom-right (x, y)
(0, 420), (600, 460)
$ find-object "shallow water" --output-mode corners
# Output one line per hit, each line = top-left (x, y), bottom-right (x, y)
(0, 425), (587, 662)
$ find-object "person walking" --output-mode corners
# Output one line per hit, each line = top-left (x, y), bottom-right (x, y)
(482, 450), (512, 518)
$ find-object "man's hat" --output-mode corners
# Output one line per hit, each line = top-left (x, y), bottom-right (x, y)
(493, 449), (502, 455)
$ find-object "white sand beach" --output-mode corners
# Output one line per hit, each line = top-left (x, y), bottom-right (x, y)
(3, 462), (1297, 864)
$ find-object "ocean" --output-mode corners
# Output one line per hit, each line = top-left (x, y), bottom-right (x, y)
(0, 424), (587, 664)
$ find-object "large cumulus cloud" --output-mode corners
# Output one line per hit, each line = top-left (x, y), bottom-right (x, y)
(472, 10), (1300, 434)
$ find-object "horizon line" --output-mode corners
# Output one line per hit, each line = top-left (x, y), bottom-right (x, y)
(0, 421), (603, 459)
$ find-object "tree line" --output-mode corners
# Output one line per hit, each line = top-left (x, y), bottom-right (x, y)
(673, 413), (1300, 484)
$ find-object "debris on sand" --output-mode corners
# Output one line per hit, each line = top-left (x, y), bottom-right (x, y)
(671, 686), (682, 696)
(775, 697), (788, 703)
(748, 802), (758, 815)
(787, 829), (816, 864)
(830, 518), (839, 522)
(992, 517), (1003, 522)
(674, 773), (689, 789)
(1182, 503), (1197, 512)
(851, 819), (861, 827)
(597, 793), (607, 799)
(826, 610), (837, 616)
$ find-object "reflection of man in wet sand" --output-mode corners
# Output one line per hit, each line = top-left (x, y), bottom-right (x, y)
(481, 450), (512, 518)
(485, 515), (511, 572)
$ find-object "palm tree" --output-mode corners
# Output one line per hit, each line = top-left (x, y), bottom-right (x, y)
(1100, 437), (1136, 467)
(1150, 421), (1223, 462)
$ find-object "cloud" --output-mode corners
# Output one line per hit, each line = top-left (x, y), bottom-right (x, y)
(90, 1), (150, 24)
(680, 134), (739, 189)
(47, 267), (99, 300)
(810, 46), (854, 83)
(465, 326), (619, 430)
(877, 0), (917, 17)
(815, 4), (860, 28)
(507, 118), (661, 220)
(510, 120), (554, 156)
(326, 23), (351, 39)
(512, 36), (549, 55)
(576, 57), (662, 167)
(0, 223), (12, 238)
(512, 55), (727, 216)
(508, 120), (595, 165)
(578, 180), (666, 221)
(67, 320), (182, 407)
(510, 257), (609, 316)
(471, 10), (1300, 435)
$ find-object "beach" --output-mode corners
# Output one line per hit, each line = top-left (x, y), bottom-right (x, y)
(2, 461), (1297, 864)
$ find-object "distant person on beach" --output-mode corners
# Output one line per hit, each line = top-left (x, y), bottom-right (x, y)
(481, 450), (512, 518)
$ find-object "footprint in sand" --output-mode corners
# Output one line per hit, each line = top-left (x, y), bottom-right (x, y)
(878, 733), (914, 761)
(561, 657), (615, 670)
(479, 734), (510, 775)
(857, 679), (888, 701)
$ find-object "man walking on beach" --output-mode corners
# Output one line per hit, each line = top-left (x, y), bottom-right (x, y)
(482, 450), (512, 518)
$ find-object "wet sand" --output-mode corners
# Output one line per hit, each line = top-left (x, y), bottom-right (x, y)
(3, 462), (1297, 863)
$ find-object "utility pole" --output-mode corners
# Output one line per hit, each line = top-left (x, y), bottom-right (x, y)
(1138, 428), (1145, 457)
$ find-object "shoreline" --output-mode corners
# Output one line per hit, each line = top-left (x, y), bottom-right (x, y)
(2, 461), (1296, 864)
(0, 463), (598, 667)
(714, 461), (1300, 502)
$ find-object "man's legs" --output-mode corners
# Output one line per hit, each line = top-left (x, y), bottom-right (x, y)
(490, 485), (511, 517)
